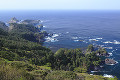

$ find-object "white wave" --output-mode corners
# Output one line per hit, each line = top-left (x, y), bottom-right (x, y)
(45, 37), (58, 42)
(79, 37), (82, 38)
(91, 71), (98, 73)
(112, 50), (115, 52)
(108, 53), (113, 56)
(51, 39), (59, 42)
(103, 41), (113, 44)
(99, 45), (104, 47)
(103, 40), (120, 44)
(83, 41), (88, 43)
(89, 39), (99, 41)
(84, 37), (89, 38)
(41, 20), (49, 23)
(96, 38), (103, 39)
(115, 61), (118, 64)
(113, 40), (120, 44)
(40, 20), (44, 23)
(5, 23), (9, 26)
(45, 37), (52, 42)
(45, 33), (59, 42)
(74, 40), (79, 42)
(72, 37), (78, 39)
(43, 26), (46, 27)
(103, 74), (114, 78)
(66, 32), (69, 34)
(103, 47), (113, 49)
(52, 34), (59, 38)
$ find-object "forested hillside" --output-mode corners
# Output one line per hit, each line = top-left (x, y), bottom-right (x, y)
(0, 21), (117, 80)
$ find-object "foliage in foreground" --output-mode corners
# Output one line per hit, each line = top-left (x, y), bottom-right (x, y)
(0, 58), (34, 80)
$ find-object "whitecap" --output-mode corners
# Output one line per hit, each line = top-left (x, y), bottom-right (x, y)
(99, 45), (104, 47)
(83, 41), (88, 43)
(45, 37), (52, 42)
(84, 37), (89, 38)
(74, 40), (79, 42)
(91, 71), (98, 73)
(66, 32), (69, 34)
(43, 26), (46, 27)
(90, 74), (93, 75)
(79, 37), (82, 38)
(72, 37), (78, 39)
(103, 41), (113, 44)
(89, 39), (99, 41)
(115, 61), (118, 64)
(45, 37), (58, 42)
(5, 23), (9, 26)
(108, 53), (113, 56)
(40, 20), (44, 23)
(103, 74), (114, 78)
(112, 50), (115, 52)
(103, 40), (120, 44)
(51, 38), (59, 42)
(96, 38), (103, 39)
(41, 20), (49, 23)
(113, 40), (120, 44)
(103, 47), (113, 49)
(52, 34), (59, 38)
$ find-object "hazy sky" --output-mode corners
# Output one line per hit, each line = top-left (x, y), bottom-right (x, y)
(0, 0), (120, 10)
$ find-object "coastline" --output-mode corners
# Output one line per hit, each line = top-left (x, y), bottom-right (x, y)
(0, 11), (119, 79)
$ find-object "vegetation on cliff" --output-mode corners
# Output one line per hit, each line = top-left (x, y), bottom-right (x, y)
(0, 19), (118, 80)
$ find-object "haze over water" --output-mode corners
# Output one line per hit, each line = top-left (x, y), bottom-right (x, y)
(0, 10), (120, 79)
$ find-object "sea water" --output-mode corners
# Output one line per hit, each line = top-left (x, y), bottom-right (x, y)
(0, 10), (120, 79)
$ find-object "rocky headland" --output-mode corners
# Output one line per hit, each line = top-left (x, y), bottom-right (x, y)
(9, 17), (19, 23)
(1, 17), (48, 43)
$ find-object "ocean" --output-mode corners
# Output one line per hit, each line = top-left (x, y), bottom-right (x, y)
(0, 10), (120, 79)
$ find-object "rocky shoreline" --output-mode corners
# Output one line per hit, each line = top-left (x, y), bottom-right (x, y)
(0, 17), (118, 72)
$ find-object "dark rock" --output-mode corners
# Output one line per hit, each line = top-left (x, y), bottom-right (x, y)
(48, 33), (53, 37)
(105, 58), (117, 65)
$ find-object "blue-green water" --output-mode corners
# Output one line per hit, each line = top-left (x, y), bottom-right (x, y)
(0, 10), (120, 79)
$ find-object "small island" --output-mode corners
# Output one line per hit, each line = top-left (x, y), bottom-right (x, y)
(105, 58), (118, 65)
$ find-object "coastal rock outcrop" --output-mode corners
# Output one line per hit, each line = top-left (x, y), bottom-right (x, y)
(8, 21), (48, 43)
(96, 48), (109, 57)
(9, 17), (19, 23)
(105, 58), (117, 65)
